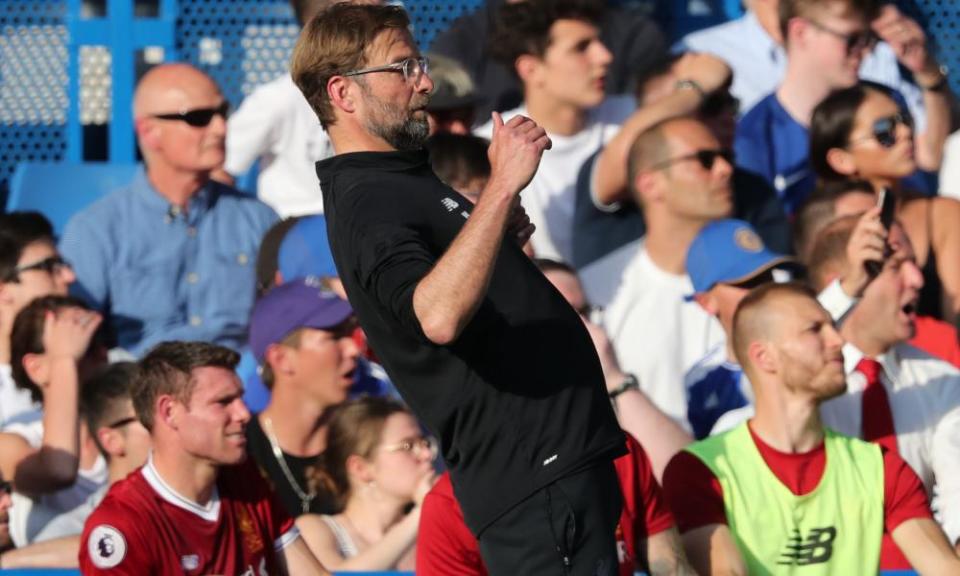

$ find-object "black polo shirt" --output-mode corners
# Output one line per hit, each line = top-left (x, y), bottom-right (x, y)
(317, 150), (625, 534)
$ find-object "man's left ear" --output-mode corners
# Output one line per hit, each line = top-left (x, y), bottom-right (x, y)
(327, 76), (357, 114)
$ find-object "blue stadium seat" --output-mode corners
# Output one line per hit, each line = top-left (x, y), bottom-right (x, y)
(7, 162), (140, 236)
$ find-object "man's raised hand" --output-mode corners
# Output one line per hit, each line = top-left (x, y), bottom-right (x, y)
(487, 112), (552, 198)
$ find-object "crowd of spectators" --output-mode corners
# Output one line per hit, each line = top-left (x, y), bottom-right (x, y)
(0, 0), (959, 573)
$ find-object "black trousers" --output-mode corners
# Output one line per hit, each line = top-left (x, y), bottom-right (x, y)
(477, 461), (622, 576)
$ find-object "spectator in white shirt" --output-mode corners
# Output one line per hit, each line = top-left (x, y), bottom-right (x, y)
(809, 215), (960, 553)
(603, 117), (732, 427)
(220, 0), (381, 216)
(0, 213), (75, 428)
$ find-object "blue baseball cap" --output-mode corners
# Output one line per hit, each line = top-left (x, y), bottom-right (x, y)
(249, 277), (353, 361)
(686, 219), (794, 295)
(278, 215), (338, 281)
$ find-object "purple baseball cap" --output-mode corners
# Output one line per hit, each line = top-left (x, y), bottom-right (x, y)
(249, 277), (354, 362)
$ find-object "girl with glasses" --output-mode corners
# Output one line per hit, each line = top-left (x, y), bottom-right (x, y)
(296, 397), (436, 572)
(810, 81), (960, 323)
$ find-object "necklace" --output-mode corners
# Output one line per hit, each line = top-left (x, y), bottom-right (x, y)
(262, 416), (317, 514)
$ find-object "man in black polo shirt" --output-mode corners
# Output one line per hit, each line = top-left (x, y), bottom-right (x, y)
(290, 4), (625, 575)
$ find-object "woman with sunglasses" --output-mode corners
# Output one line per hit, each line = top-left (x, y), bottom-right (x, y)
(810, 81), (960, 322)
(296, 397), (437, 572)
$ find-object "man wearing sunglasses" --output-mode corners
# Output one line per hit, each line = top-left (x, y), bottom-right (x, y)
(0, 212), (75, 429)
(572, 52), (791, 309)
(60, 63), (278, 358)
(734, 0), (889, 215)
(602, 117), (732, 431)
(292, 4), (627, 575)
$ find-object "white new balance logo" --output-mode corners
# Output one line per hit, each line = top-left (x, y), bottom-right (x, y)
(441, 198), (459, 212)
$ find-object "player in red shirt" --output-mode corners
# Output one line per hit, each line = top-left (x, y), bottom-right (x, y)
(79, 342), (326, 575)
(662, 283), (960, 574)
(417, 434), (692, 575)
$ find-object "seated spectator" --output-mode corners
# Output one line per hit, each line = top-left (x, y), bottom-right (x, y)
(678, 0), (948, 138)
(0, 212), (75, 427)
(246, 278), (359, 517)
(276, 216), (398, 399)
(663, 282), (960, 573)
(425, 53), (479, 136)
(795, 179), (960, 367)
(683, 213), (881, 437)
(575, 52), (789, 300)
(684, 220), (794, 439)
(734, 0), (884, 213)
(476, 0), (634, 262)
(416, 435), (691, 576)
(430, 0), (666, 123)
(810, 81), (960, 322)
(79, 341), (325, 574)
(219, 0), (340, 216)
(793, 178), (875, 263)
(808, 216), (960, 560)
(0, 296), (105, 547)
(0, 362), (149, 569)
(426, 133), (490, 201)
(238, 215), (303, 411)
(536, 258), (691, 479)
(60, 63), (277, 357)
(297, 397), (435, 572)
(603, 117), (730, 427)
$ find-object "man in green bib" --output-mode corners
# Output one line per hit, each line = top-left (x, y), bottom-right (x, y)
(662, 282), (960, 574)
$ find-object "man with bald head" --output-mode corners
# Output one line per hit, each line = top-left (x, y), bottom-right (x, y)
(603, 116), (731, 430)
(61, 63), (277, 356)
(662, 282), (960, 574)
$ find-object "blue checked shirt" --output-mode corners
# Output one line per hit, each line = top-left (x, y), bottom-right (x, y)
(60, 168), (277, 356)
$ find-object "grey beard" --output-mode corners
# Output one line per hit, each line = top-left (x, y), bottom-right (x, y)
(369, 114), (430, 151)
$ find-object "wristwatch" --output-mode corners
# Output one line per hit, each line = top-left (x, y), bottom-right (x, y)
(675, 79), (707, 102)
(918, 64), (950, 93)
(609, 374), (640, 400)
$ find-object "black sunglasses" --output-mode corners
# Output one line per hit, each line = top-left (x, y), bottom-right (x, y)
(4, 255), (71, 283)
(804, 17), (878, 55)
(647, 149), (735, 172)
(151, 101), (230, 127)
(850, 112), (914, 149)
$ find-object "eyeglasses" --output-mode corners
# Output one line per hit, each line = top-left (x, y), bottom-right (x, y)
(380, 436), (438, 460)
(151, 101), (230, 127)
(4, 255), (71, 283)
(343, 56), (430, 84)
(849, 112), (914, 149)
(804, 18), (878, 55)
(106, 416), (139, 429)
(646, 149), (734, 172)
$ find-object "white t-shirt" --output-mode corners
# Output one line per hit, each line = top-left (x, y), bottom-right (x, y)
(939, 130), (960, 200)
(475, 96), (635, 262)
(0, 364), (38, 429)
(603, 244), (725, 427)
(5, 409), (108, 546)
(225, 74), (334, 217)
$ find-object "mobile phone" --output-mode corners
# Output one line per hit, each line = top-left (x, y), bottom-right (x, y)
(878, 187), (896, 230)
(865, 187), (895, 276)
